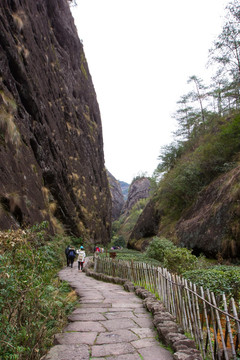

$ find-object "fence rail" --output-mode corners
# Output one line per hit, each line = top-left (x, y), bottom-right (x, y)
(94, 257), (240, 360)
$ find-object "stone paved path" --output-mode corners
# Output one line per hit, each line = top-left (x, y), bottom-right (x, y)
(44, 262), (174, 360)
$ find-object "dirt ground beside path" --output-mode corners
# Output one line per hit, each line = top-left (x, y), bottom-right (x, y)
(43, 261), (174, 360)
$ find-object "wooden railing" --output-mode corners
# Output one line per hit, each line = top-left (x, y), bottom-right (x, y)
(94, 257), (240, 360)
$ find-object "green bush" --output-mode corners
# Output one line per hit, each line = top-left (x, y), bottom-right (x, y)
(163, 247), (197, 274)
(146, 237), (176, 263)
(183, 265), (240, 300)
(112, 235), (126, 248)
(0, 225), (77, 360)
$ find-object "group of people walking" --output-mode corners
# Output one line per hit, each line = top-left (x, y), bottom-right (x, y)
(65, 245), (86, 270)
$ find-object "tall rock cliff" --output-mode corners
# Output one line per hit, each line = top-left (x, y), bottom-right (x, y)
(129, 165), (240, 259)
(107, 171), (124, 221)
(123, 177), (151, 214)
(0, 0), (111, 245)
(176, 165), (240, 259)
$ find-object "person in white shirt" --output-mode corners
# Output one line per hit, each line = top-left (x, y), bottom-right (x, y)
(77, 245), (86, 271)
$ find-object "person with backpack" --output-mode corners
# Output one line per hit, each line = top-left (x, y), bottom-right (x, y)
(77, 245), (86, 271)
(65, 245), (70, 267)
(67, 246), (76, 268)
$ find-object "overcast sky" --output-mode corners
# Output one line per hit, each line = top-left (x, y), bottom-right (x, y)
(71, 0), (229, 184)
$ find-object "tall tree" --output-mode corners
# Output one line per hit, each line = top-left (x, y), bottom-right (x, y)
(173, 93), (199, 140)
(187, 75), (208, 125)
(209, 0), (240, 107)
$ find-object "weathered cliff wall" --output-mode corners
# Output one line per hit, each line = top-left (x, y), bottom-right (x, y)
(107, 170), (124, 221)
(129, 165), (240, 259)
(176, 165), (240, 259)
(123, 177), (150, 214)
(0, 0), (111, 244)
(128, 199), (161, 250)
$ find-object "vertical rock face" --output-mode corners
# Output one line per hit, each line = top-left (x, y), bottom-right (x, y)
(123, 177), (151, 214)
(175, 166), (240, 259)
(107, 171), (124, 221)
(128, 199), (161, 248)
(0, 0), (111, 244)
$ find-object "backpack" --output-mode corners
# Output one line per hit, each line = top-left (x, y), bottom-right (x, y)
(68, 249), (75, 258)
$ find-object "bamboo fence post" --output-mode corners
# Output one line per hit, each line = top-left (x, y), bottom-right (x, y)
(206, 289), (221, 360)
(211, 292), (229, 360)
(150, 264), (155, 293)
(158, 267), (164, 302)
(175, 274), (185, 330)
(200, 286), (214, 360)
(183, 278), (194, 339)
(162, 268), (167, 309)
(156, 268), (161, 300)
(153, 265), (157, 294)
(189, 281), (201, 350)
(174, 275), (182, 324)
(168, 272), (176, 317)
(192, 283), (205, 356)
(149, 264), (155, 293)
(231, 298), (240, 354)
(165, 268), (171, 312)
(144, 263), (149, 289)
(187, 280), (199, 342)
(222, 293), (236, 359)
(131, 259), (135, 284)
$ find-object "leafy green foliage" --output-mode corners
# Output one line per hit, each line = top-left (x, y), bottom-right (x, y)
(112, 235), (126, 248)
(0, 224), (77, 360)
(145, 237), (176, 262)
(145, 237), (198, 274)
(154, 113), (240, 219)
(102, 248), (161, 266)
(70, 236), (83, 248)
(163, 247), (197, 274)
(183, 265), (240, 300)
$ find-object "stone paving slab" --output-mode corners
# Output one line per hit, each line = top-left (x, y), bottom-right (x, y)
(95, 329), (138, 344)
(139, 345), (174, 360)
(104, 311), (136, 319)
(107, 355), (141, 360)
(131, 338), (159, 349)
(77, 302), (110, 308)
(100, 318), (138, 331)
(72, 307), (109, 314)
(92, 342), (136, 357)
(130, 327), (156, 338)
(43, 344), (89, 360)
(132, 316), (154, 328)
(68, 313), (106, 321)
(43, 261), (173, 360)
(54, 331), (97, 345)
(112, 302), (144, 308)
(64, 320), (106, 332)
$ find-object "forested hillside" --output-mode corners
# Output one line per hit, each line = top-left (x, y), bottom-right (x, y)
(129, 0), (240, 259)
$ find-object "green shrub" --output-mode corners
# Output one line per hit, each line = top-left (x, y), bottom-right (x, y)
(183, 265), (240, 300)
(0, 225), (77, 360)
(112, 235), (125, 248)
(163, 247), (197, 274)
(146, 237), (176, 263)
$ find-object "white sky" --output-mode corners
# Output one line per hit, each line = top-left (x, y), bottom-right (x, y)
(71, 0), (229, 184)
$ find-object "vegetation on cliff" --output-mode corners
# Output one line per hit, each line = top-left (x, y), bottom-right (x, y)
(129, 0), (240, 258)
(0, 224), (77, 360)
(154, 0), (240, 220)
